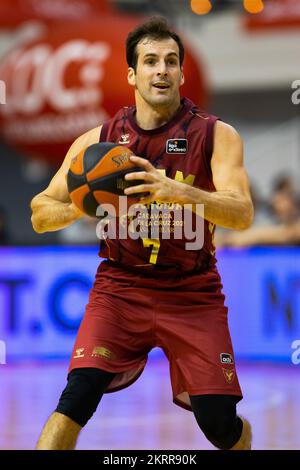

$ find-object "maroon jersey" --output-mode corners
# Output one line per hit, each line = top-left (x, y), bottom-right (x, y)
(98, 97), (219, 275)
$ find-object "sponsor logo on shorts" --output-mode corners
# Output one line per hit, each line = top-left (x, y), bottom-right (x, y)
(73, 348), (85, 358)
(92, 346), (115, 360)
(220, 353), (234, 365)
(166, 139), (188, 154)
(222, 368), (235, 384)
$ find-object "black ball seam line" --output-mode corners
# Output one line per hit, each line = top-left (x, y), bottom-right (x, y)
(67, 170), (88, 194)
(83, 142), (123, 173)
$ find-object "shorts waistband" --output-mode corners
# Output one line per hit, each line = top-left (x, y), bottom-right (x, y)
(104, 257), (214, 278)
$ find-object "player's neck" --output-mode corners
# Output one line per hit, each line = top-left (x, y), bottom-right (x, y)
(134, 95), (182, 130)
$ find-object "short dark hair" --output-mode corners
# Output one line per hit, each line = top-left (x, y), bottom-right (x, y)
(126, 16), (185, 70)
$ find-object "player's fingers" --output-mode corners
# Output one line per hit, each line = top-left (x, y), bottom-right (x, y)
(125, 171), (154, 182)
(129, 155), (154, 171)
(124, 184), (154, 196)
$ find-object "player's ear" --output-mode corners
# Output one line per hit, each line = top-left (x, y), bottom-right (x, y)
(128, 67), (136, 86)
(180, 68), (185, 86)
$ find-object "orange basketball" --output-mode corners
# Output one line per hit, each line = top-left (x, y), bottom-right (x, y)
(67, 142), (144, 217)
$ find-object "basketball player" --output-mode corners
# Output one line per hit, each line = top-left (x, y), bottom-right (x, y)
(31, 17), (254, 450)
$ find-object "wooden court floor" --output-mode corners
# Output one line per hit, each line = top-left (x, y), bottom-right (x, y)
(0, 358), (299, 450)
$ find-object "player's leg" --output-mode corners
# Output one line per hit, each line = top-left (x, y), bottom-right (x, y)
(36, 412), (81, 451)
(37, 262), (154, 450)
(229, 416), (252, 450)
(189, 394), (252, 450)
(36, 367), (116, 450)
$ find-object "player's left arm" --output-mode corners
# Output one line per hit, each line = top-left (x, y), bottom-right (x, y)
(124, 121), (253, 230)
(193, 120), (254, 230)
(173, 121), (254, 230)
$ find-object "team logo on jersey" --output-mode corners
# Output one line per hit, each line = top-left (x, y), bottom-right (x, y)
(73, 348), (85, 358)
(92, 346), (115, 360)
(118, 133), (130, 144)
(166, 139), (188, 154)
(222, 368), (235, 384)
(220, 353), (234, 365)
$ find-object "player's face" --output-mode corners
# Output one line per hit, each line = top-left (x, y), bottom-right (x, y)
(128, 37), (184, 108)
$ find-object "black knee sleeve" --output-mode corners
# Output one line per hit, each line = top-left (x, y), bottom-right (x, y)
(189, 394), (243, 450)
(55, 368), (116, 427)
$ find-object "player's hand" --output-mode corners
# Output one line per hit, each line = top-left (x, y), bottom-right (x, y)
(68, 201), (84, 220)
(124, 155), (184, 205)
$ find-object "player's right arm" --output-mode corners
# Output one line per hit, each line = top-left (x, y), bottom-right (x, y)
(31, 125), (102, 233)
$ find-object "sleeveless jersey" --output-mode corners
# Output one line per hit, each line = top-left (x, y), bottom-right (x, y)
(98, 97), (219, 275)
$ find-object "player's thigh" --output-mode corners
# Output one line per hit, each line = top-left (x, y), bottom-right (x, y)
(157, 303), (242, 401)
(69, 287), (154, 374)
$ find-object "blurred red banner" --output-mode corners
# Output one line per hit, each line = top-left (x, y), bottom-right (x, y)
(0, 0), (116, 28)
(0, 16), (207, 165)
(245, 0), (300, 30)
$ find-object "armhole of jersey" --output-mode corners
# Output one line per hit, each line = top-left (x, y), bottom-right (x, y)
(99, 121), (110, 142)
(204, 116), (219, 188)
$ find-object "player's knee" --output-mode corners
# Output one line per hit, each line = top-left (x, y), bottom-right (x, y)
(55, 367), (116, 427)
(190, 394), (243, 450)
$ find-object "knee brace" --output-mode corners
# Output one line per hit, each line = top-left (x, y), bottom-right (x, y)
(55, 367), (116, 427)
(189, 394), (243, 450)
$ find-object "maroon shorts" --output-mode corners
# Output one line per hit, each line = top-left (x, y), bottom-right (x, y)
(69, 260), (242, 411)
